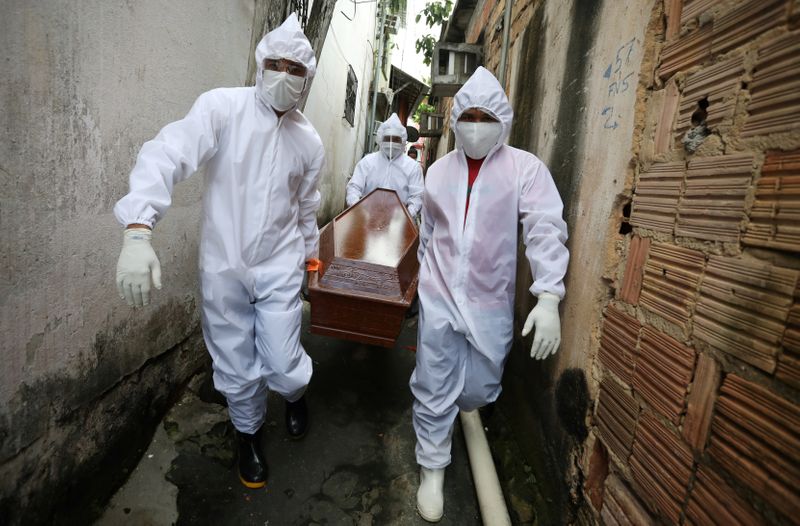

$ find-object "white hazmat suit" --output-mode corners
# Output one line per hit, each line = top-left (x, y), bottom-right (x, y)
(114, 14), (323, 434)
(410, 67), (569, 469)
(346, 114), (424, 216)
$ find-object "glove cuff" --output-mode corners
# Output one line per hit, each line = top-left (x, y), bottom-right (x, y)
(123, 227), (153, 242)
(536, 292), (561, 309)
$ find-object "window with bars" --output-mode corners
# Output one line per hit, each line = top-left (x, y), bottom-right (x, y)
(289, 0), (308, 28)
(344, 65), (358, 126)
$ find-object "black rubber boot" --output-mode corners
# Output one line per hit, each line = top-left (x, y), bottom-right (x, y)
(285, 396), (308, 439)
(237, 427), (267, 489)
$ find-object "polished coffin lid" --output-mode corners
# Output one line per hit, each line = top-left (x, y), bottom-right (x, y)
(308, 189), (419, 346)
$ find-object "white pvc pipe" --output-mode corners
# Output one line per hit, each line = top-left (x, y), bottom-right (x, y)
(460, 410), (512, 526)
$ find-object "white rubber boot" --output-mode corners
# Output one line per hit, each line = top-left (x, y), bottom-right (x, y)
(416, 466), (445, 522)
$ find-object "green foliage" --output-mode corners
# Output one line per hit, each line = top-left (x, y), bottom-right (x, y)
(413, 101), (436, 123)
(414, 0), (452, 27)
(414, 0), (453, 67)
(415, 35), (437, 66)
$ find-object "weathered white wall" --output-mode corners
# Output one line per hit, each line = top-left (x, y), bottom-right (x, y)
(304, 0), (378, 222)
(453, 0), (658, 517)
(0, 0), (255, 521)
(514, 0), (656, 385)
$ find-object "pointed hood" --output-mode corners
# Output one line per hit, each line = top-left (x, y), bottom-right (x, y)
(450, 67), (514, 153)
(376, 113), (408, 144)
(254, 13), (317, 107)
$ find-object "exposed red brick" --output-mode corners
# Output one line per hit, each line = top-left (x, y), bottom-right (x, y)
(600, 506), (622, 526)
(676, 55), (745, 139)
(665, 0), (683, 40)
(600, 507), (622, 526)
(602, 474), (655, 526)
(744, 150), (800, 252)
(676, 154), (754, 242)
(693, 256), (798, 373)
(681, 0), (721, 26)
(685, 465), (764, 526)
(776, 352), (800, 388)
(711, 0), (787, 56)
(640, 243), (705, 330)
(466, 0), (499, 42)
(791, 0), (800, 29)
(586, 439), (609, 511)
(742, 32), (800, 137)
(620, 236), (651, 305)
(658, 25), (713, 80)
(682, 353), (721, 451)
(633, 327), (696, 425)
(777, 303), (800, 388)
(708, 374), (800, 521)
(599, 306), (641, 386)
(630, 161), (685, 233)
(630, 412), (694, 523)
(596, 378), (639, 462)
(654, 81), (680, 155)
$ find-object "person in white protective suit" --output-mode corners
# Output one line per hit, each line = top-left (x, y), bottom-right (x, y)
(410, 67), (569, 522)
(113, 14), (323, 490)
(345, 113), (424, 216)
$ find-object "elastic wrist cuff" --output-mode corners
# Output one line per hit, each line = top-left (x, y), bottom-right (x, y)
(537, 292), (561, 305)
(130, 217), (155, 228)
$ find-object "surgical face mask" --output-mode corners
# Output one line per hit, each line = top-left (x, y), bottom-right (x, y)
(381, 141), (403, 159)
(456, 121), (503, 160)
(260, 69), (306, 111)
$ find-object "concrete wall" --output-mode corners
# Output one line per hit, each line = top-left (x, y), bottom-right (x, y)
(304, 0), (378, 223)
(503, 1), (657, 519)
(0, 1), (256, 523)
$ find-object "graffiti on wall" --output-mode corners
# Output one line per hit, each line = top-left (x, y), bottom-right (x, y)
(601, 37), (637, 130)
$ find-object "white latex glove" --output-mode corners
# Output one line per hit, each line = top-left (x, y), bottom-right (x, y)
(116, 228), (162, 307)
(522, 292), (561, 360)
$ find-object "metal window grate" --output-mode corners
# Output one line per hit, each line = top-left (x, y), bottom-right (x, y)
(344, 65), (358, 126)
(289, 0), (308, 28)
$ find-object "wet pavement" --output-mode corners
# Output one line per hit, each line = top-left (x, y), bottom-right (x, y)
(98, 304), (481, 525)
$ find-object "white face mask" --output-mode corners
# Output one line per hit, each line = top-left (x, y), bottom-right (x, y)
(456, 121), (503, 159)
(260, 69), (306, 112)
(381, 141), (403, 159)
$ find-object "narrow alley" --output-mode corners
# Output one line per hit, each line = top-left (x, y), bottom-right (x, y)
(2, 0), (800, 525)
(78, 304), (558, 525)
(96, 306), (488, 525)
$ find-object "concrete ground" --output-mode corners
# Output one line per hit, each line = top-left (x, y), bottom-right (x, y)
(97, 304), (482, 525)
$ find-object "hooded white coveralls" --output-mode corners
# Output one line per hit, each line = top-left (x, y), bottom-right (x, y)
(346, 114), (424, 216)
(410, 67), (569, 468)
(113, 14), (323, 434)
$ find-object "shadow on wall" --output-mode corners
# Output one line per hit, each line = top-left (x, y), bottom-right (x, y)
(503, 0), (604, 521)
(0, 300), (206, 526)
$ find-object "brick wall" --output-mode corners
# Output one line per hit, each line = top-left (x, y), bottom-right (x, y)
(590, 0), (800, 524)
(432, 0), (537, 161)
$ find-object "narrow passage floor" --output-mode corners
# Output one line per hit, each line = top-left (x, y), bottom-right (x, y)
(98, 303), (481, 525)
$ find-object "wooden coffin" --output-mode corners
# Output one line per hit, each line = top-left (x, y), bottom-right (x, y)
(308, 188), (419, 347)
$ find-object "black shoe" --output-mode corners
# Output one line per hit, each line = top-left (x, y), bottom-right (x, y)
(285, 396), (308, 439)
(237, 428), (267, 489)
